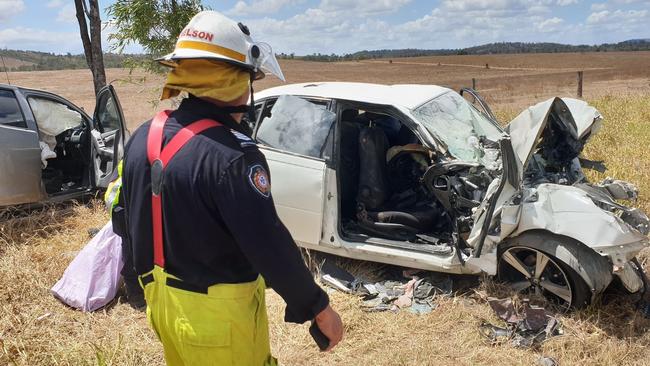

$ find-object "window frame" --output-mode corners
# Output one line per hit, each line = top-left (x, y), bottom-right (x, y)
(94, 88), (122, 133)
(22, 90), (93, 134)
(253, 95), (336, 161)
(0, 88), (28, 129)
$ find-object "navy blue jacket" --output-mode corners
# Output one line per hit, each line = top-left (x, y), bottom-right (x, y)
(121, 95), (329, 323)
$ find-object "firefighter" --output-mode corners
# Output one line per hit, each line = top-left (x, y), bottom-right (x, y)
(120, 10), (343, 366)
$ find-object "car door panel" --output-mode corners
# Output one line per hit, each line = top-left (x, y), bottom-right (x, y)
(92, 85), (126, 188)
(261, 147), (326, 246)
(0, 124), (44, 206)
(0, 88), (45, 206)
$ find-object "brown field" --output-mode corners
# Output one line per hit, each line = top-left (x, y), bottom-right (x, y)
(2, 52), (650, 365)
(3, 51), (649, 130)
(0, 57), (34, 69)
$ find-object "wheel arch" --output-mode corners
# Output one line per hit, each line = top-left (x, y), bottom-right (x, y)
(500, 229), (613, 298)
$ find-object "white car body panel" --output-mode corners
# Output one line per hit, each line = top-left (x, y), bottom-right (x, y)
(260, 147), (326, 247)
(512, 184), (647, 250)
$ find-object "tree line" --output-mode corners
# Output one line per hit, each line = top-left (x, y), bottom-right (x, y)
(0, 49), (141, 72)
(278, 40), (650, 62)
(3, 39), (649, 72)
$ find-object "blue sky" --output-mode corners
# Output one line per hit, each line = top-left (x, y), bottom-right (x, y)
(0, 0), (648, 55)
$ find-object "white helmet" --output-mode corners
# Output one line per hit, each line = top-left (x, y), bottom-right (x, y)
(157, 10), (285, 81)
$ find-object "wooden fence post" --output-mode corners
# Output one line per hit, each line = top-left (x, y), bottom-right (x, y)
(472, 78), (476, 90)
(577, 71), (583, 98)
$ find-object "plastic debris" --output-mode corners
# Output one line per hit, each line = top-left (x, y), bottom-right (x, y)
(319, 259), (451, 314)
(479, 297), (562, 349)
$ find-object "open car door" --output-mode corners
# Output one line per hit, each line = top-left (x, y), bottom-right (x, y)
(91, 85), (126, 188)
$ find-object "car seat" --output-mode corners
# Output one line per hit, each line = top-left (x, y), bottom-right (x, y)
(356, 125), (438, 241)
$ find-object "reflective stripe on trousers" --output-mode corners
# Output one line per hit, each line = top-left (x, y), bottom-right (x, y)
(140, 266), (278, 366)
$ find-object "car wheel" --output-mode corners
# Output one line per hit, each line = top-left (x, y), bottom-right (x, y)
(498, 244), (591, 311)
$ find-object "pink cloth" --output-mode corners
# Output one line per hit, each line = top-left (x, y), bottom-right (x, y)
(51, 221), (124, 312)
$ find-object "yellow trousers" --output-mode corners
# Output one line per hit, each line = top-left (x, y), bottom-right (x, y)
(141, 266), (278, 366)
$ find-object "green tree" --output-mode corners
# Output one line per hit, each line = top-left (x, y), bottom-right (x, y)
(107, 0), (205, 72)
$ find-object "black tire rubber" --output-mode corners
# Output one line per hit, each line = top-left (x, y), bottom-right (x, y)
(498, 235), (592, 310)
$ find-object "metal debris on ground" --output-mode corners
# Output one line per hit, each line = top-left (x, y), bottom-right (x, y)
(479, 297), (562, 349)
(536, 356), (559, 366)
(319, 259), (452, 314)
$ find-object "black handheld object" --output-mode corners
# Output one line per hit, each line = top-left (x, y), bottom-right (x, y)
(309, 321), (330, 351)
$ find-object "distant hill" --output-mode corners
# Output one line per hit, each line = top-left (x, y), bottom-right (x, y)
(282, 39), (650, 62)
(3, 39), (650, 70)
(0, 49), (138, 72)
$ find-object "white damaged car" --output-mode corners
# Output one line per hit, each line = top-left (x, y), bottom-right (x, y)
(250, 82), (649, 309)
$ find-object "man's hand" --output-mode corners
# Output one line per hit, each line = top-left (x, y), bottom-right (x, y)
(314, 305), (343, 351)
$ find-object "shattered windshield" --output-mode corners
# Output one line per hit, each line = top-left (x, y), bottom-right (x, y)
(412, 91), (502, 161)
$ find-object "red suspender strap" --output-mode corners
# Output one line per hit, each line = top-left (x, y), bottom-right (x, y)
(146, 110), (222, 268)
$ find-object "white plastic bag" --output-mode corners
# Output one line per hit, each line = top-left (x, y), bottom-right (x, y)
(51, 221), (124, 312)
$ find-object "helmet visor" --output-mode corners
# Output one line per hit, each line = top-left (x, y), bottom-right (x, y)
(253, 42), (285, 82)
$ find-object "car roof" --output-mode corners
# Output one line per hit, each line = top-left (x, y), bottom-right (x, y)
(256, 82), (453, 110)
(0, 83), (21, 92)
(0, 83), (55, 96)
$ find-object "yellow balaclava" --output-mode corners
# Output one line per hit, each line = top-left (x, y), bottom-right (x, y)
(160, 59), (250, 102)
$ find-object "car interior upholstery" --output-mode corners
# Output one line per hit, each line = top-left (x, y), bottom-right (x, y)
(339, 108), (451, 244)
(28, 97), (91, 195)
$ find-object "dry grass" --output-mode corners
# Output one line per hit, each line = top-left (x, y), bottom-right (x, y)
(2, 93), (650, 365)
(2, 55), (650, 365)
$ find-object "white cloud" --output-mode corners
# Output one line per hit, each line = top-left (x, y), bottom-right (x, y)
(227, 0), (304, 16)
(0, 0), (25, 22)
(586, 9), (609, 23)
(590, 2), (607, 11)
(613, 0), (647, 4)
(0, 26), (79, 52)
(586, 8), (648, 24)
(177, 0), (650, 55)
(56, 3), (77, 23)
(319, 0), (412, 15)
(46, 0), (65, 8)
(537, 16), (564, 32)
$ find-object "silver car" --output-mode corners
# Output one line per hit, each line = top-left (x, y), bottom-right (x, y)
(0, 84), (126, 207)
(250, 82), (649, 309)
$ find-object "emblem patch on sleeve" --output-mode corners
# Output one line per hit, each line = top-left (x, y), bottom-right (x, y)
(248, 164), (271, 198)
(231, 129), (257, 148)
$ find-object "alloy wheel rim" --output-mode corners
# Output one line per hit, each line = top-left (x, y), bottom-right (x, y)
(499, 246), (573, 310)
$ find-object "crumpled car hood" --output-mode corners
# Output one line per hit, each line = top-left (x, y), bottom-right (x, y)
(505, 97), (603, 172)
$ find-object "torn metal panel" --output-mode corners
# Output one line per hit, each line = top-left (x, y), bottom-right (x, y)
(506, 97), (602, 173)
(614, 260), (644, 293)
(513, 184), (649, 252)
(594, 178), (639, 201)
(574, 182), (649, 235)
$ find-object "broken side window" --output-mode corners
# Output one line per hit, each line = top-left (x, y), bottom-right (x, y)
(95, 91), (120, 133)
(256, 95), (335, 159)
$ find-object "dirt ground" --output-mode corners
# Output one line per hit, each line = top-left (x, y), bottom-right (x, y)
(2, 52), (650, 365)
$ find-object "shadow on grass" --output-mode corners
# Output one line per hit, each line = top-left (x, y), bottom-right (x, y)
(0, 200), (98, 250)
